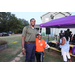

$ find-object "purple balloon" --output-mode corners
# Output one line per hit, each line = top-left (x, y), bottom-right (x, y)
(72, 46), (75, 55)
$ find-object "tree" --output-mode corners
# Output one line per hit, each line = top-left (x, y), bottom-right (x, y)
(0, 12), (29, 33)
(6, 12), (12, 31)
(0, 12), (8, 32)
(16, 19), (29, 33)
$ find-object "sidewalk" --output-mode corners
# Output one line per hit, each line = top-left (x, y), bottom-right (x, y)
(10, 52), (24, 62)
(0, 34), (22, 38)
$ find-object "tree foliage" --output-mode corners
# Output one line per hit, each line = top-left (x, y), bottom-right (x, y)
(0, 12), (29, 33)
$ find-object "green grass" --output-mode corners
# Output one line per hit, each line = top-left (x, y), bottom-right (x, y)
(0, 36), (22, 62)
(0, 36), (65, 62)
(20, 49), (63, 62)
(43, 50), (63, 62)
(0, 36), (62, 62)
(42, 36), (55, 42)
(20, 36), (63, 62)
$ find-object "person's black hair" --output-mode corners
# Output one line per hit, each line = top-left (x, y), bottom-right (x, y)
(64, 31), (69, 41)
(30, 18), (36, 22)
(67, 29), (70, 32)
(61, 30), (63, 33)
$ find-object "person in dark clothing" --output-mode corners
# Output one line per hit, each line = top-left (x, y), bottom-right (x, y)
(67, 29), (73, 42)
(72, 34), (75, 44)
(69, 31), (73, 42)
(59, 30), (64, 39)
(57, 30), (64, 50)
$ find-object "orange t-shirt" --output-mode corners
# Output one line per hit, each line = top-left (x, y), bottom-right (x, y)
(36, 38), (45, 53)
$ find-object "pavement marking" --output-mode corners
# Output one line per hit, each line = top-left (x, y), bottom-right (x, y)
(12, 41), (19, 43)
(9, 41), (19, 44)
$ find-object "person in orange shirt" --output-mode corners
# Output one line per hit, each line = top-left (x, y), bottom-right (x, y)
(35, 33), (45, 62)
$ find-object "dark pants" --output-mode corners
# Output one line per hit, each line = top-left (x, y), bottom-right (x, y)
(24, 42), (36, 62)
(35, 51), (43, 62)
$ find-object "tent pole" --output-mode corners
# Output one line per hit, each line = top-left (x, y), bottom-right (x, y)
(48, 34), (49, 42)
(57, 28), (59, 41)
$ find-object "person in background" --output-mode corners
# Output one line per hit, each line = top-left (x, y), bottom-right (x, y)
(59, 34), (64, 56)
(56, 31), (71, 62)
(67, 29), (73, 42)
(72, 34), (75, 44)
(35, 33), (45, 62)
(56, 30), (64, 50)
(59, 30), (64, 40)
(67, 29), (70, 32)
(69, 31), (73, 42)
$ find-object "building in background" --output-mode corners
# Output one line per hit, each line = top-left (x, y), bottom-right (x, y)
(40, 12), (75, 36)
(34, 25), (42, 33)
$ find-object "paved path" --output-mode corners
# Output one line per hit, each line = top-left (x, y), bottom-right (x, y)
(10, 52), (24, 62)
(0, 34), (22, 38)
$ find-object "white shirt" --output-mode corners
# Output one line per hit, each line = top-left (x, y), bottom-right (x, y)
(60, 37), (70, 52)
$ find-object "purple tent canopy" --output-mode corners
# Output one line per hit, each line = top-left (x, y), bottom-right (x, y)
(40, 15), (75, 28)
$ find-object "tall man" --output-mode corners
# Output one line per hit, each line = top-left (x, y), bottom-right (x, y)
(22, 18), (37, 62)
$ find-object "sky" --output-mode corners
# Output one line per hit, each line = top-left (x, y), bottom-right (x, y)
(11, 12), (75, 24)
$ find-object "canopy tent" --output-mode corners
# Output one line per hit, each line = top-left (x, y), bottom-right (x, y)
(40, 15), (75, 57)
(40, 15), (75, 28)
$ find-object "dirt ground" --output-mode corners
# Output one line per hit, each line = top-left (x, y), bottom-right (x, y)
(47, 49), (75, 62)
(0, 48), (13, 55)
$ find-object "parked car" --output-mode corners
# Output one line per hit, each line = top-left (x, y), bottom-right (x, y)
(1, 32), (9, 36)
(8, 31), (14, 35)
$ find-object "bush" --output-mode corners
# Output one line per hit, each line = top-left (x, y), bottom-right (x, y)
(0, 39), (7, 45)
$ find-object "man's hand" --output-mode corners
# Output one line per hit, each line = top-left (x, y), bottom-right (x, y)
(22, 48), (26, 55)
(22, 36), (25, 55)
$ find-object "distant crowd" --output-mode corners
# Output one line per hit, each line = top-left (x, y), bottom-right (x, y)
(56, 29), (75, 62)
(59, 29), (75, 45)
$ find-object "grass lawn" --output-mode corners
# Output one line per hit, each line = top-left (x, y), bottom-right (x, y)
(42, 36), (55, 42)
(0, 36), (22, 62)
(21, 49), (63, 62)
(20, 36), (64, 62)
(1, 36), (74, 62)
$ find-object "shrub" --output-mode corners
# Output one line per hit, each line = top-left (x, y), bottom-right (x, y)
(0, 39), (7, 45)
